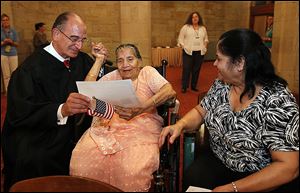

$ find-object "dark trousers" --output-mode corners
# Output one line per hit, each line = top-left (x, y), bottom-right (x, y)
(183, 149), (251, 191)
(183, 148), (299, 192)
(181, 50), (204, 90)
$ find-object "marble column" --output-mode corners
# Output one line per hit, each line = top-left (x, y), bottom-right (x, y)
(120, 1), (151, 66)
(272, 1), (299, 94)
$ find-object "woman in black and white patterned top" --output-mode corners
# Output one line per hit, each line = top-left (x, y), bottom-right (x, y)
(159, 28), (299, 192)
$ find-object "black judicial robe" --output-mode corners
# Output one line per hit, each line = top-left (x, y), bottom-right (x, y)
(1, 48), (94, 190)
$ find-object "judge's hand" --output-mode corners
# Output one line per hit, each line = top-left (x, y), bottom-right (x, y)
(91, 42), (108, 62)
(61, 92), (91, 117)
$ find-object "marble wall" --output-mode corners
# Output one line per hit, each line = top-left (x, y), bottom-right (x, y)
(1, 1), (298, 94)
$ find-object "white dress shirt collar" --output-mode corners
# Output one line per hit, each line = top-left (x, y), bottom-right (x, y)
(44, 41), (70, 62)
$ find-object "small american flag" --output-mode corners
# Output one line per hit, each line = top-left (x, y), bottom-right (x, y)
(87, 97), (114, 120)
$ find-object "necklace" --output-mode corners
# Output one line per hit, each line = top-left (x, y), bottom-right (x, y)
(193, 26), (200, 39)
(195, 30), (200, 39)
(195, 30), (199, 38)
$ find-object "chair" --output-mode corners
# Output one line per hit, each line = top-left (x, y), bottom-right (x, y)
(172, 92), (208, 192)
(151, 60), (181, 192)
(102, 61), (116, 76)
(101, 59), (181, 192)
(9, 175), (123, 192)
(153, 98), (180, 192)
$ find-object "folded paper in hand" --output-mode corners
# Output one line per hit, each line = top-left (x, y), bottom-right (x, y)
(186, 186), (211, 192)
(76, 79), (141, 108)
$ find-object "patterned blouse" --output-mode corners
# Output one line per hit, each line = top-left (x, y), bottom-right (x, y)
(200, 79), (299, 172)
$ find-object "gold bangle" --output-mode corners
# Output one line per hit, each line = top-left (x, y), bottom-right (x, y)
(180, 119), (187, 126)
(151, 97), (157, 106)
(88, 74), (97, 77)
(231, 182), (238, 192)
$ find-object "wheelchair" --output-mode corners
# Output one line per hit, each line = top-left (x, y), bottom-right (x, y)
(102, 59), (181, 192)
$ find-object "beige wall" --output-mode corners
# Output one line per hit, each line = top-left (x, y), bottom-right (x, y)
(151, 1), (250, 60)
(272, 1), (299, 94)
(1, 1), (121, 65)
(1, 1), (250, 64)
(1, 1), (299, 94)
(120, 1), (151, 66)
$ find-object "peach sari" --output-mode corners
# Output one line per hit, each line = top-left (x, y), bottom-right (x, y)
(70, 66), (168, 191)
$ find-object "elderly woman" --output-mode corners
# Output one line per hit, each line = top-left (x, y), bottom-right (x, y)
(70, 43), (176, 192)
(159, 29), (299, 192)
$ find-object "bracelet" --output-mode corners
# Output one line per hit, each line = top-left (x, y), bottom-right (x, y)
(178, 119), (187, 132)
(88, 74), (97, 77)
(151, 97), (157, 106)
(231, 182), (238, 192)
(180, 118), (187, 125)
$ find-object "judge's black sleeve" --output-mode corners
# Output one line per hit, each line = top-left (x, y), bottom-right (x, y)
(1, 49), (94, 191)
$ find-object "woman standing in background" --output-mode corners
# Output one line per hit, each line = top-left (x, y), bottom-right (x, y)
(1, 13), (19, 94)
(178, 11), (209, 93)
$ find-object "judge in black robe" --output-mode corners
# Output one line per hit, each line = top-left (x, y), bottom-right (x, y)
(1, 46), (94, 191)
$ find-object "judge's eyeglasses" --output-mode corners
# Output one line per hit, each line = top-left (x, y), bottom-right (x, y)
(57, 28), (89, 45)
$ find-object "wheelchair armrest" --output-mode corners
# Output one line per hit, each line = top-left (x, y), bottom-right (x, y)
(157, 98), (179, 126)
(156, 97), (175, 114)
(103, 63), (117, 75)
(162, 97), (176, 108)
(154, 98), (180, 192)
(155, 133), (180, 192)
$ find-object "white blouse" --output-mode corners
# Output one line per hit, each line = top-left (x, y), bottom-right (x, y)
(177, 24), (209, 56)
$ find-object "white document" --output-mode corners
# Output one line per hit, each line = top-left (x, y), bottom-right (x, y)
(186, 186), (212, 192)
(76, 79), (141, 108)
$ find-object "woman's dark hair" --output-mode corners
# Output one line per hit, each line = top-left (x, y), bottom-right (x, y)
(217, 28), (287, 101)
(115, 44), (142, 60)
(185, 11), (204, 26)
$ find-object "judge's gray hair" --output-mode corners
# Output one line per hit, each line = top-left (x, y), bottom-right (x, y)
(52, 11), (78, 30)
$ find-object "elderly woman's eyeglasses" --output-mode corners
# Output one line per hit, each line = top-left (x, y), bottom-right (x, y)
(57, 29), (89, 45)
